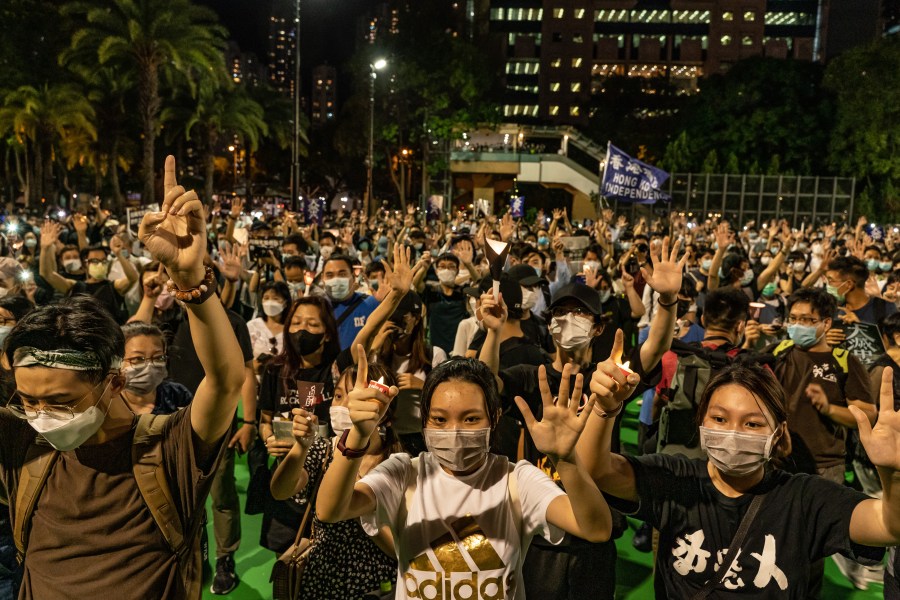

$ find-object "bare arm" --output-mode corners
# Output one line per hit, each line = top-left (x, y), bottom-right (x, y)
(38, 222), (75, 294)
(112, 250), (139, 296)
(476, 292), (506, 393)
(270, 408), (317, 500)
(639, 238), (685, 372)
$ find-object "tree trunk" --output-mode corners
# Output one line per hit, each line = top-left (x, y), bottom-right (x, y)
(21, 141), (31, 206)
(32, 140), (43, 205)
(108, 136), (124, 212)
(204, 128), (218, 203)
(139, 58), (161, 204)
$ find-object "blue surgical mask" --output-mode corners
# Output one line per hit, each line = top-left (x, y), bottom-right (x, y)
(867, 258), (879, 272)
(0, 325), (12, 346)
(537, 236), (549, 246)
(762, 282), (777, 297)
(787, 323), (821, 348)
(826, 284), (846, 304)
(880, 261), (893, 272)
(701, 259), (712, 271)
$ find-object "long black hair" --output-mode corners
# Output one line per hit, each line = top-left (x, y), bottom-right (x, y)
(272, 296), (339, 381)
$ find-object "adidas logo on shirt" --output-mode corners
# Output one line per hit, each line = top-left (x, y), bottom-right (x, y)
(404, 514), (514, 599)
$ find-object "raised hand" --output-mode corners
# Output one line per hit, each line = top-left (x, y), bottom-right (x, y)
(851, 368), (900, 470)
(452, 241), (474, 265)
(583, 263), (602, 289)
(109, 233), (125, 256)
(230, 197), (245, 220)
(138, 156), (207, 288)
(499, 213), (515, 241)
(220, 243), (245, 282)
(289, 407), (318, 449)
(73, 213), (88, 234)
(397, 373), (424, 391)
(715, 222), (733, 251)
(478, 291), (507, 331)
(347, 344), (397, 440)
(515, 364), (594, 462)
(143, 264), (166, 299)
(40, 220), (61, 250)
(590, 329), (642, 408)
(642, 236), (686, 298)
(383, 244), (415, 293)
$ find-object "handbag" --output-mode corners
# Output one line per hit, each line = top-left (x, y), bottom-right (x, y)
(270, 443), (332, 600)
(688, 493), (767, 600)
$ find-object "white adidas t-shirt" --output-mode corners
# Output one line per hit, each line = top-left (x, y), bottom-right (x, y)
(359, 452), (565, 600)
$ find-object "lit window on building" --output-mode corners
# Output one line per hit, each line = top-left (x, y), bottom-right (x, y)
(573, 34), (583, 43)
(744, 11), (756, 22)
(550, 105), (560, 115)
(596, 9), (629, 22)
(570, 82), (581, 92)
(551, 58), (562, 68)
(550, 82), (561, 91)
(721, 35), (733, 45)
(574, 8), (586, 19)
(572, 58), (583, 67)
(742, 36), (753, 46)
(553, 8), (564, 18)
(722, 11), (734, 21)
(570, 106), (580, 116)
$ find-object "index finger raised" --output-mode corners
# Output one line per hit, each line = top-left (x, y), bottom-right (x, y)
(163, 155), (177, 202)
(354, 343), (368, 389)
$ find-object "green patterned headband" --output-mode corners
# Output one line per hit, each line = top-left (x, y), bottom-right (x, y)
(12, 347), (123, 371)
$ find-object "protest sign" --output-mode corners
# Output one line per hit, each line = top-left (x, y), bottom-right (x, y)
(600, 143), (671, 204)
(126, 204), (160, 235)
(840, 321), (886, 370)
(509, 196), (524, 218)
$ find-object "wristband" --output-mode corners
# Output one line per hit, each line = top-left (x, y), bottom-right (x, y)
(657, 296), (678, 308)
(593, 401), (624, 420)
(337, 429), (370, 458)
(242, 419), (258, 426)
(166, 266), (216, 304)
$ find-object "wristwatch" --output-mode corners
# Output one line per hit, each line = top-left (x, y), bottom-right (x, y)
(337, 429), (370, 458)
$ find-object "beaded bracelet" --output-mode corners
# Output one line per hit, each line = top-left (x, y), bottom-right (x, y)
(166, 266), (216, 304)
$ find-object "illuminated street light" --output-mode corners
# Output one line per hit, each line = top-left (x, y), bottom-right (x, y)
(365, 58), (388, 216)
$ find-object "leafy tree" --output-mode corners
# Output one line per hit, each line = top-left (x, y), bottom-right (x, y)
(61, 0), (228, 204)
(163, 84), (268, 202)
(824, 38), (900, 219)
(662, 58), (833, 176)
(0, 84), (96, 205)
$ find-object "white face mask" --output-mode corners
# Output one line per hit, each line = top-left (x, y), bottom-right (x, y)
(63, 259), (82, 273)
(550, 314), (594, 351)
(262, 300), (286, 317)
(319, 245), (335, 259)
(436, 268), (457, 286)
(598, 289), (611, 304)
(329, 405), (353, 436)
(27, 380), (113, 451)
(583, 260), (601, 273)
(520, 287), (537, 311)
(792, 261), (806, 272)
(699, 426), (777, 477)
(324, 277), (351, 301)
(124, 363), (168, 395)
(423, 427), (491, 472)
(759, 256), (771, 266)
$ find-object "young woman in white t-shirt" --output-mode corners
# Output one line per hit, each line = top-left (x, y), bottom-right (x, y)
(245, 280), (290, 374)
(317, 345), (612, 599)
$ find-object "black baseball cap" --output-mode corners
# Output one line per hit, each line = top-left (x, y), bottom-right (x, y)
(390, 290), (423, 322)
(469, 274), (522, 311)
(550, 282), (601, 315)
(507, 263), (546, 287)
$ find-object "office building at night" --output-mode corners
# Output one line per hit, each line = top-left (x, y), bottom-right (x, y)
(311, 65), (338, 126)
(489, 0), (879, 126)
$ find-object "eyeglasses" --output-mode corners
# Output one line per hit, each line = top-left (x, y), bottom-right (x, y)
(85, 258), (106, 266)
(550, 306), (594, 319)
(124, 355), (167, 368)
(0, 317), (15, 326)
(786, 316), (821, 327)
(7, 378), (109, 421)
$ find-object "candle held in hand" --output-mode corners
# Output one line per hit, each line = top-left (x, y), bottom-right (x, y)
(368, 376), (390, 395)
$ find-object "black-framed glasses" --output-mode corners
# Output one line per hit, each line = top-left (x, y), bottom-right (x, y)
(6, 378), (108, 421)
(124, 355), (167, 368)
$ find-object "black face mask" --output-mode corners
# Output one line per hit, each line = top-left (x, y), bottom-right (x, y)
(289, 330), (325, 356)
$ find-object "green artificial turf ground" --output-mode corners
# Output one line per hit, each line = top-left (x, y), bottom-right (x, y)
(202, 403), (885, 599)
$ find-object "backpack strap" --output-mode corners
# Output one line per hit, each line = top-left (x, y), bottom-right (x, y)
(772, 340), (795, 357)
(13, 442), (58, 563)
(831, 348), (850, 374)
(132, 414), (202, 598)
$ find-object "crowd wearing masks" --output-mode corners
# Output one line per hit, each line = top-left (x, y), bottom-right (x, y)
(2, 157), (900, 599)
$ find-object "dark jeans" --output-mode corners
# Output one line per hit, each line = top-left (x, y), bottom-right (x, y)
(523, 538), (617, 600)
(0, 536), (20, 600)
(886, 569), (899, 599)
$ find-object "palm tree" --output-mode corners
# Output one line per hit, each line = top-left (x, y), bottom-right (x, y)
(0, 84), (96, 205)
(163, 83), (268, 202)
(60, 0), (227, 204)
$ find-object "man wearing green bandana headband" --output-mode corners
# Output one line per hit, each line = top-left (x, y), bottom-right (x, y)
(0, 156), (246, 599)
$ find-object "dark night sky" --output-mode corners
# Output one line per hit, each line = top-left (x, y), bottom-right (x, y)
(197, 0), (375, 76)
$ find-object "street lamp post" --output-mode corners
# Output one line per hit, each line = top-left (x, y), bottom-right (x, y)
(364, 58), (387, 217)
(290, 0), (302, 212)
(228, 145), (238, 190)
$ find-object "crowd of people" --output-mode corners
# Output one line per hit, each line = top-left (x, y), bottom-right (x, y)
(1, 155), (900, 599)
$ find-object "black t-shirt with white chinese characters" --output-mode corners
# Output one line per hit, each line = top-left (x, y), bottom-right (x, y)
(258, 358), (337, 424)
(618, 453), (882, 599)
